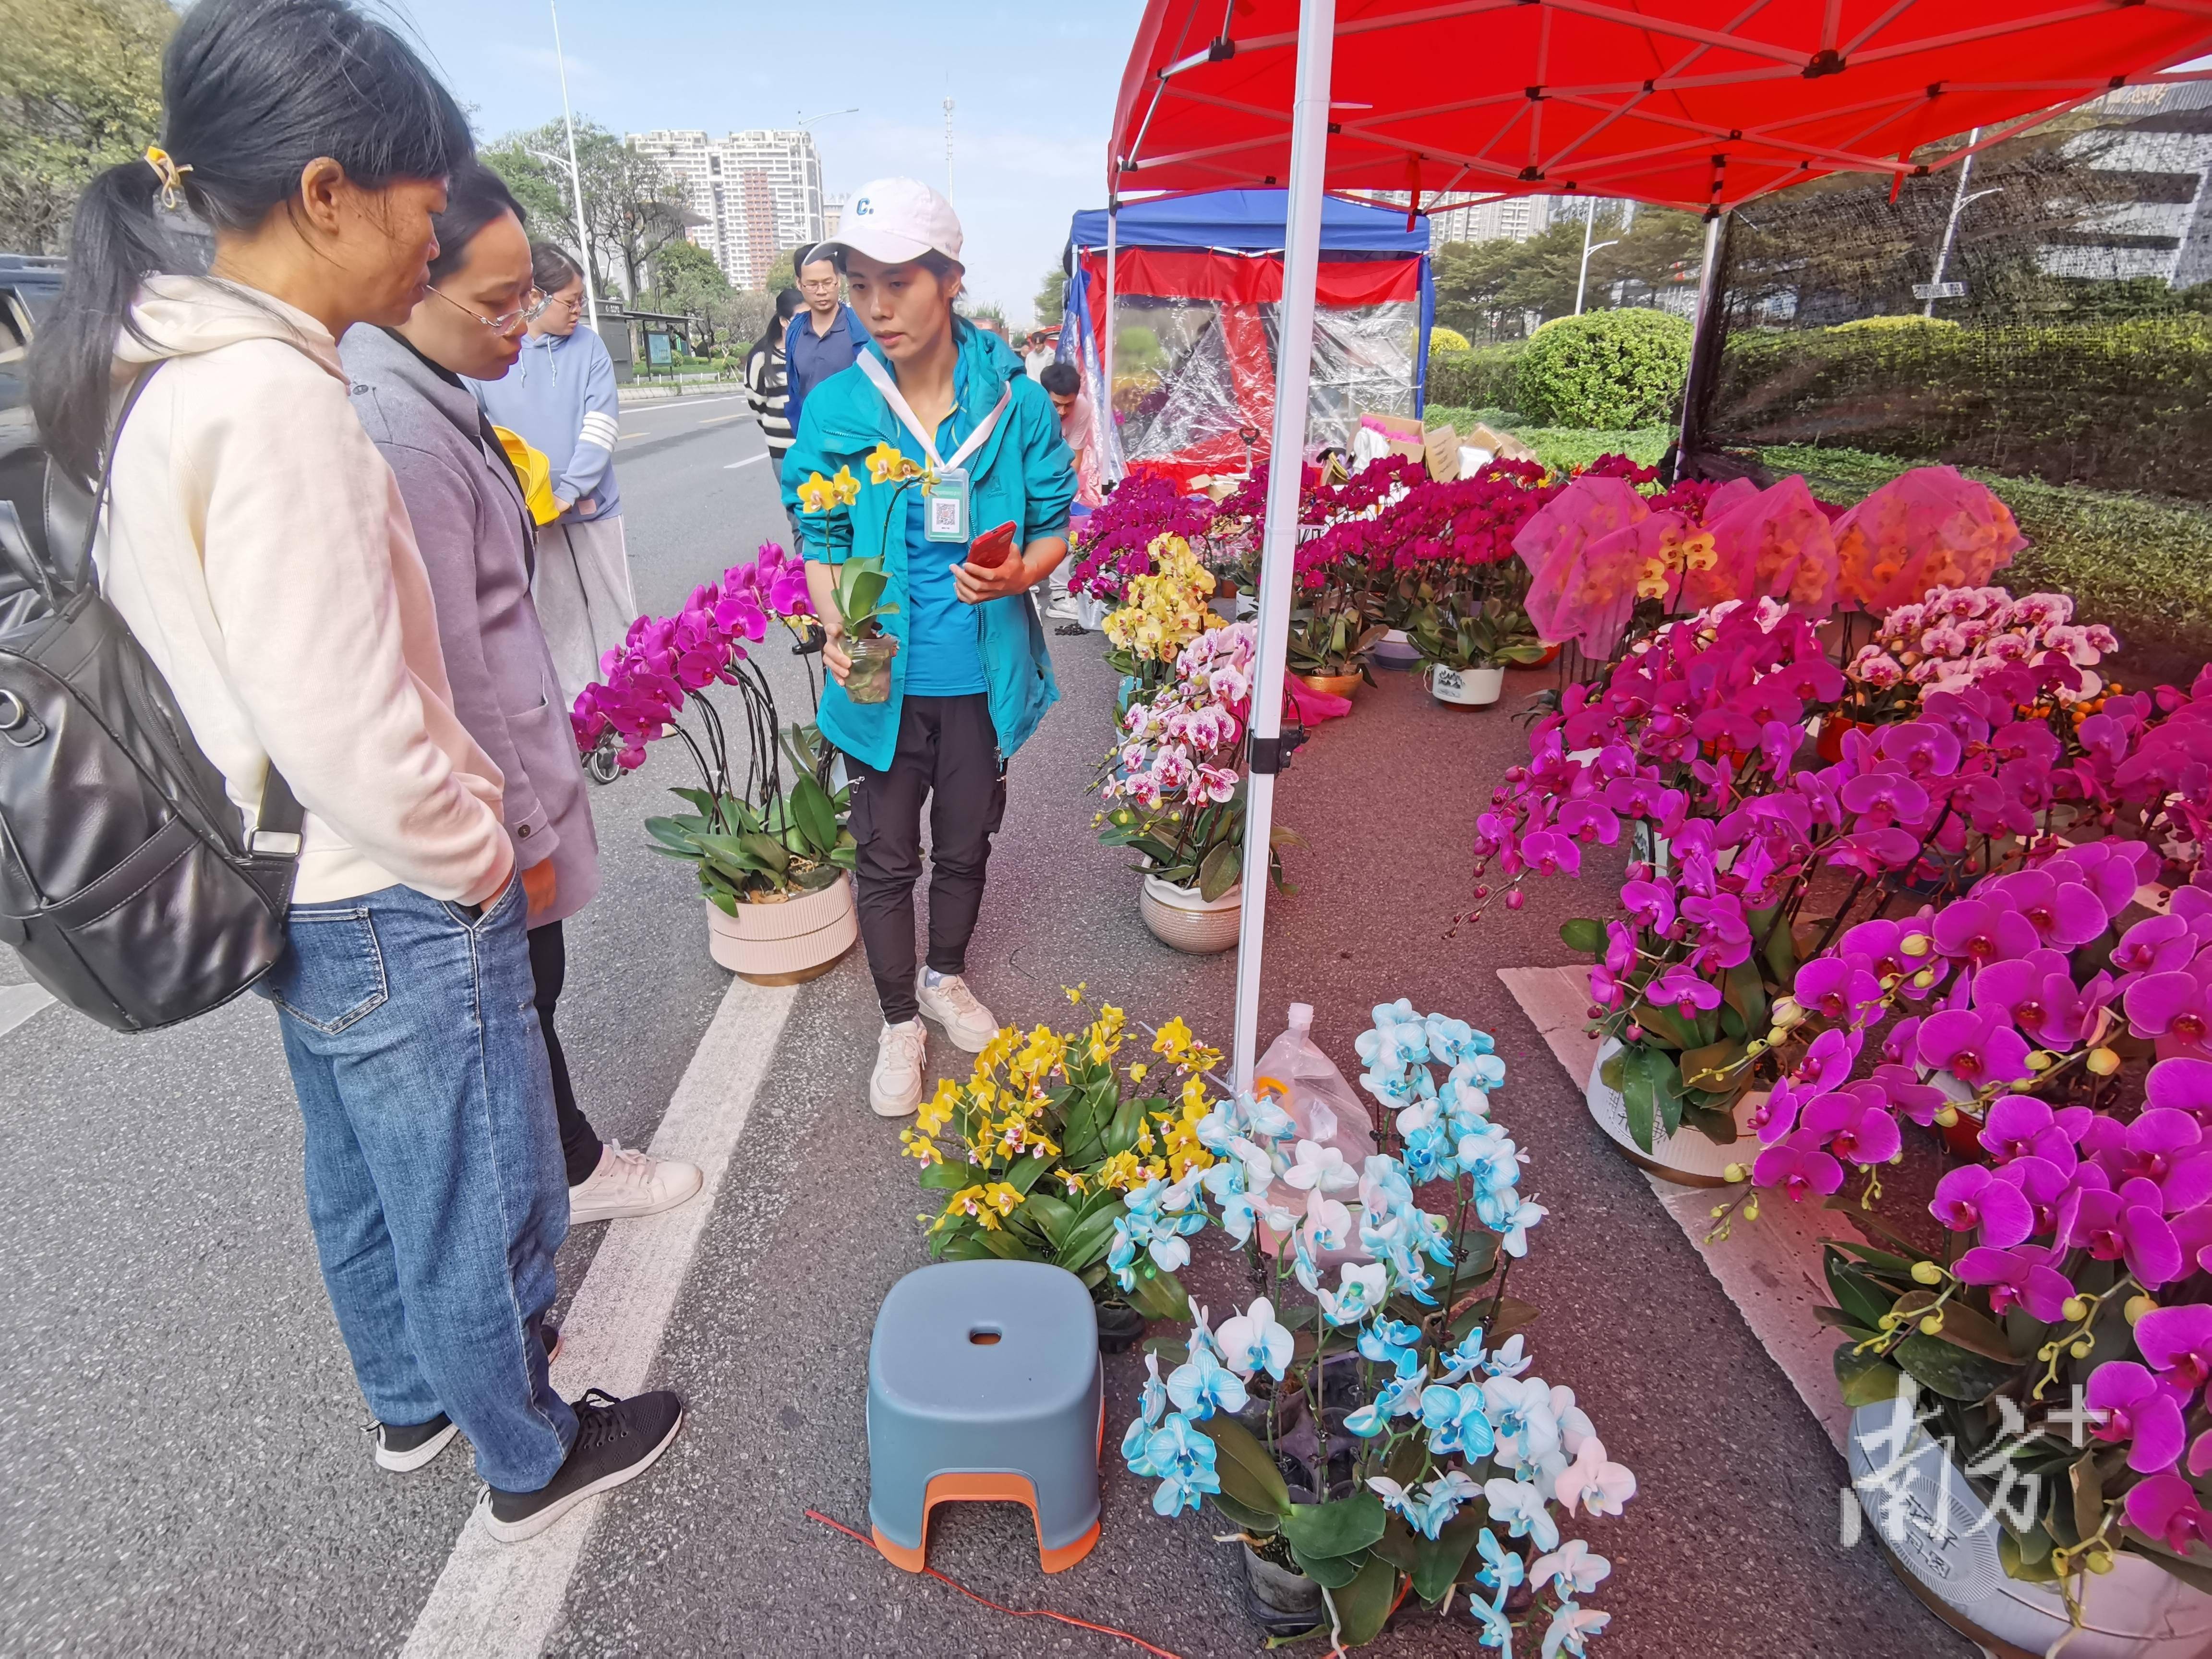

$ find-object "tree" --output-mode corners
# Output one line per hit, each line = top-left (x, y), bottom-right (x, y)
(764, 246), (805, 294)
(642, 238), (745, 356)
(0, 0), (174, 253)
(1034, 264), (1067, 329)
(481, 120), (696, 301)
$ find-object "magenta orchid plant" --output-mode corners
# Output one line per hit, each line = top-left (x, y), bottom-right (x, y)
(1721, 667), (2212, 1604)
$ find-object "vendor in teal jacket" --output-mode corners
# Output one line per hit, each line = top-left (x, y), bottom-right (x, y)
(781, 176), (1075, 1120)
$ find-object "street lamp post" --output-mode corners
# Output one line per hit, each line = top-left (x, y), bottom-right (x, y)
(1923, 129), (2000, 318)
(1575, 197), (1619, 316)
(546, 0), (600, 331)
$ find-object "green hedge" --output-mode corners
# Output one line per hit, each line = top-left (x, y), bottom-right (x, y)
(1423, 407), (1672, 473)
(1765, 444), (2212, 686)
(1517, 310), (1693, 428)
(1426, 344), (1524, 411)
(1715, 318), (2212, 501)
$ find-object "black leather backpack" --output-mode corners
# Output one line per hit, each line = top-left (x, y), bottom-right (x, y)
(0, 368), (302, 1031)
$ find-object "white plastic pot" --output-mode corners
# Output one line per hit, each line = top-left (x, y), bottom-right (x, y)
(704, 875), (857, 984)
(1138, 875), (1241, 954)
(1586, 1036), (1763, 1186)
(1845, 1401), (2212, 1658)
(1431, 664), (1504, 707)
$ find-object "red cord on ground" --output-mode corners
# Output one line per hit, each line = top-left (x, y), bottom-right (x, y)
(804, 1509), (1188, 1659)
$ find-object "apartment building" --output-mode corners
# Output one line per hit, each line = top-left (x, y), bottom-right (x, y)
(627, 127), (827, 288)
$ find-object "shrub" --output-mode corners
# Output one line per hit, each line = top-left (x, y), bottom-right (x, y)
(1514, 308), (1693, 428)
(1824, 315), (1960, 334)
(1764, 443), (2212, 686)
(1425, 342), (1522, 411)
(1428, 325), (1471, 350)
(1714, 317), (2212, 500)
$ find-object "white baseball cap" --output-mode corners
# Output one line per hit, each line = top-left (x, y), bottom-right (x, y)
(820, 177), (963, 266)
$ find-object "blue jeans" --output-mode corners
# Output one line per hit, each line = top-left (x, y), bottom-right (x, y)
(265, 877), (576, 1491)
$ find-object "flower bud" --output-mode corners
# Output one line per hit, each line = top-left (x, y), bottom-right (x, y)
(1742, 1200), (1759, 1221)
(1710, 1204), (1728, 1218)
(1933, 1106), (1959, 1129)
(2062, 1296), (2091, 1322)
(1899, 934), (1931, 958)
(1625, 1023), (1645, 1042)
(2038, 1342), (2060, 1361)
(1918, 1312), (1944, 1335)
(1879, 1311), (1901, 1332)
(1770, 997), (1807, 1029)
(1911, 1261), (1944, 1286)
(1474, 884), (1491, 900)
(2087, 1548), (2116, 1575)
(1746, 1038), (1767, 1055)
(2127, 1295), (2156, 1325)
(2026, 1050), (2054, 1072)
(2086, 1047), (2122, 1076)
(2070, 1337), (2095, 1358)
(1723, 1163), (1750, 1183)
(1912, 969), (1936, 988)
(1505, 890), (1525, 912)
(2010, 1077), (2037, 1093)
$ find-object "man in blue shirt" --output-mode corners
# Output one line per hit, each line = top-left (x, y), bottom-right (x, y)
(781, 246), (867, 460)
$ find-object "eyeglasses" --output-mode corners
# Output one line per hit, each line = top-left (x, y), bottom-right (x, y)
(431, 285), (549, 333)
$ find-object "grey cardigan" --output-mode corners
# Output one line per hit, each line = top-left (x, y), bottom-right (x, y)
(340, 325), (601, 926)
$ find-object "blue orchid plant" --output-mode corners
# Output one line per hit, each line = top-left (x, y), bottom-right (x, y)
(1119, 1000), (1635, 1655)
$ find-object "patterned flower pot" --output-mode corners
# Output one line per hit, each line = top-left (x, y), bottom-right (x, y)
(1138, 875), (1241, 954)
(1431, 664), (1504, 707)
(1585, 1036), (1763, 1186)
(704, 876), (857, 985)
(1846, 1401), (2212, 1658)
(1371, 629), (1421, 673)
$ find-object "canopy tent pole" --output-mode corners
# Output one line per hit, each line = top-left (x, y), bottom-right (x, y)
(1230, 0), (1334, 1095)
(1103, 199), (1121, 482)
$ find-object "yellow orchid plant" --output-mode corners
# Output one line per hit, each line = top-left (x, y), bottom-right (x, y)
(903, 989), (1225, 1320)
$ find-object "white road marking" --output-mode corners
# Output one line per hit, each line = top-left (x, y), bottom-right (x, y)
(0, 981), (56, 1039)
(696, 414), (742, 427)
(722, 453), (769, 470)
(397, 973), (800, 1659)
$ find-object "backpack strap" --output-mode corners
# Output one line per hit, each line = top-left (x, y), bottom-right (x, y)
(79, 363), (305, 862)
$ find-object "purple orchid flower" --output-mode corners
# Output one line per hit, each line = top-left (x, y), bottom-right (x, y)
(2056, 1187), (2184, 1287)
(1979, 1097), (2088, 1168)
(1519, 830), (1582, 878)
(1753, 1130), (1844, 1202)
(1877, 721), (1963, 777)
(1992, 1154), (2075, 1234)
(1646, 964), (1721, 1019)
(1749, 1078), (1801, 1146)
(1839, 769), (1931, 828)
(1790, 1027), (1862, 1093)
(2126, 955), (2212, 1060)
(1869, 1064), (1947, 1127)
(1826, 827), (1923, 878)
(1917, 1008), (2033, 1089)
(2086, 1361), (2188, 1475)
(1953, 1243), (2073, 1322)
(2115, 913), (2198, 977)
(2150, 1056), (2212, 1128)
(1802, 1088), (1901, 1166)
(1620, 878), (1677, 936)
(1976, 868), (2111, 950)
(2128, 1474), (2212, 1555)
(2080, 1108), (2212, 1214)
(1931, 900), (2040, 967)
(2138, 1305), (2212, 1403)
(1929, 1165), (2034, 1248)
(1795, 959), (1885, 1028)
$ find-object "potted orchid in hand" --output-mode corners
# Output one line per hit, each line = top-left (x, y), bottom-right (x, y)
(1716, 669), (2212, 1656)
(572, 541), (859, 983)
(1096, 621), (1298, 954)
(1123, 1000), (1635, 1652)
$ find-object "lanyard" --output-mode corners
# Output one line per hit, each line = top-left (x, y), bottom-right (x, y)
(856, 352), (1010, 477)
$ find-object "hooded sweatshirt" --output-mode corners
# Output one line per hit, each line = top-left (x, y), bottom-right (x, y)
(97, 275), (512, 905)
(470, 325), (620, 522)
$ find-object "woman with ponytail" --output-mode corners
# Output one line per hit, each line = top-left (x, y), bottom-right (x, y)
(29, 0), (680, 1540)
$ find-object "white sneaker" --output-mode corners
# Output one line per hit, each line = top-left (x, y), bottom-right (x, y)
(914, 971), (997, 1053)
(1044, 595), (1080, 620)
(871, 1019), (928, 1117)
(567, 1142), (704, 1226)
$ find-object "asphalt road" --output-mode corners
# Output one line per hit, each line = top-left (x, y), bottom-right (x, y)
(0, 392), (1970, 1658)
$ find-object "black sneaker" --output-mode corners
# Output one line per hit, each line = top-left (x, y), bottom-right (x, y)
(478, 1388), (684, 1542)
(370, 1317), (564, 1472)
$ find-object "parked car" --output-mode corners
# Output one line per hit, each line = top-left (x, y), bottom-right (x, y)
(1, 254), (67, 558)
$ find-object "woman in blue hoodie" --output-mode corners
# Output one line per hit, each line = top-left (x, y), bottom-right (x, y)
(780, 178), (1074, 1118)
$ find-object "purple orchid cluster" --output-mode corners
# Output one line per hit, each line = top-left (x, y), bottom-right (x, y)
(1068, 473), (1215, 604)
(570, 540), (812, 771)
(1738, 672), (2212, 1570)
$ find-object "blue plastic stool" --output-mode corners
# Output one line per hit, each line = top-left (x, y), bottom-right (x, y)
(866, 1260), (1103, 1575)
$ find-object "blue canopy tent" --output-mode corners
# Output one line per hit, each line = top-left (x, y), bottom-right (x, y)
(1061, 189), (1434, 485)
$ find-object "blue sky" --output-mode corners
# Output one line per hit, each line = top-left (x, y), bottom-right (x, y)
(388, 0), (1143, 324)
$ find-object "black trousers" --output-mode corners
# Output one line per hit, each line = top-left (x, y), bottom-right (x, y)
(527, 919), (604, 1187)
(847, 693), (1007, 1024)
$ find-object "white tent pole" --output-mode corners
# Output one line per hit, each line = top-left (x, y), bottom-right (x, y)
(1103, 198), (1121, 482)
(1231, 0), (1334, 1095)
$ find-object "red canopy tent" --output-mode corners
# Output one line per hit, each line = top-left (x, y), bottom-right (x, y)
(1095, 1), (2212, 1090)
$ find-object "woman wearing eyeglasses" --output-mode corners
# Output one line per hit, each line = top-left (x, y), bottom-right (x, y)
(341, 163), (704, 1232)
(471, 241), (636, 711)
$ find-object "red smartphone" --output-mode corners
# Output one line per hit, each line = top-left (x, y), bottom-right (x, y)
(966, 519), (1018, 569)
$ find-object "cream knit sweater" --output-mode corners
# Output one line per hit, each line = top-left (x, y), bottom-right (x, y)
(97, 275), (512, 905)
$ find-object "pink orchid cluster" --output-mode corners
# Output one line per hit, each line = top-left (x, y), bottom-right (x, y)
(1851, 587), (2119, 708)
(1069, 473), (1215, 603)
(1301, 462), (1561, 587)
(1104, 623), (1255, 812)
(571, 541), (812, 770)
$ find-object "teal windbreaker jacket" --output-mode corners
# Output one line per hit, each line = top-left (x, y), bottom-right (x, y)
(781, 320), (1076, 772)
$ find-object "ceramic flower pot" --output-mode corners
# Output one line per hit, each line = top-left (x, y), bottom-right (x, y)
(1242, 1543), (1324, 1636)
(843, 635), (895, 705)
(1295, 672), (1362, 701)
(1431, 664), (1504, 707)
(704, 876), (857, 985)
(1138, 874), (1241, 954)
(1845, 1401), (2212, 1659)
(1585, 1036), (1765, 1186)
(1075, 592), (1111, 631)
(1371, 628), (1421, 673)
